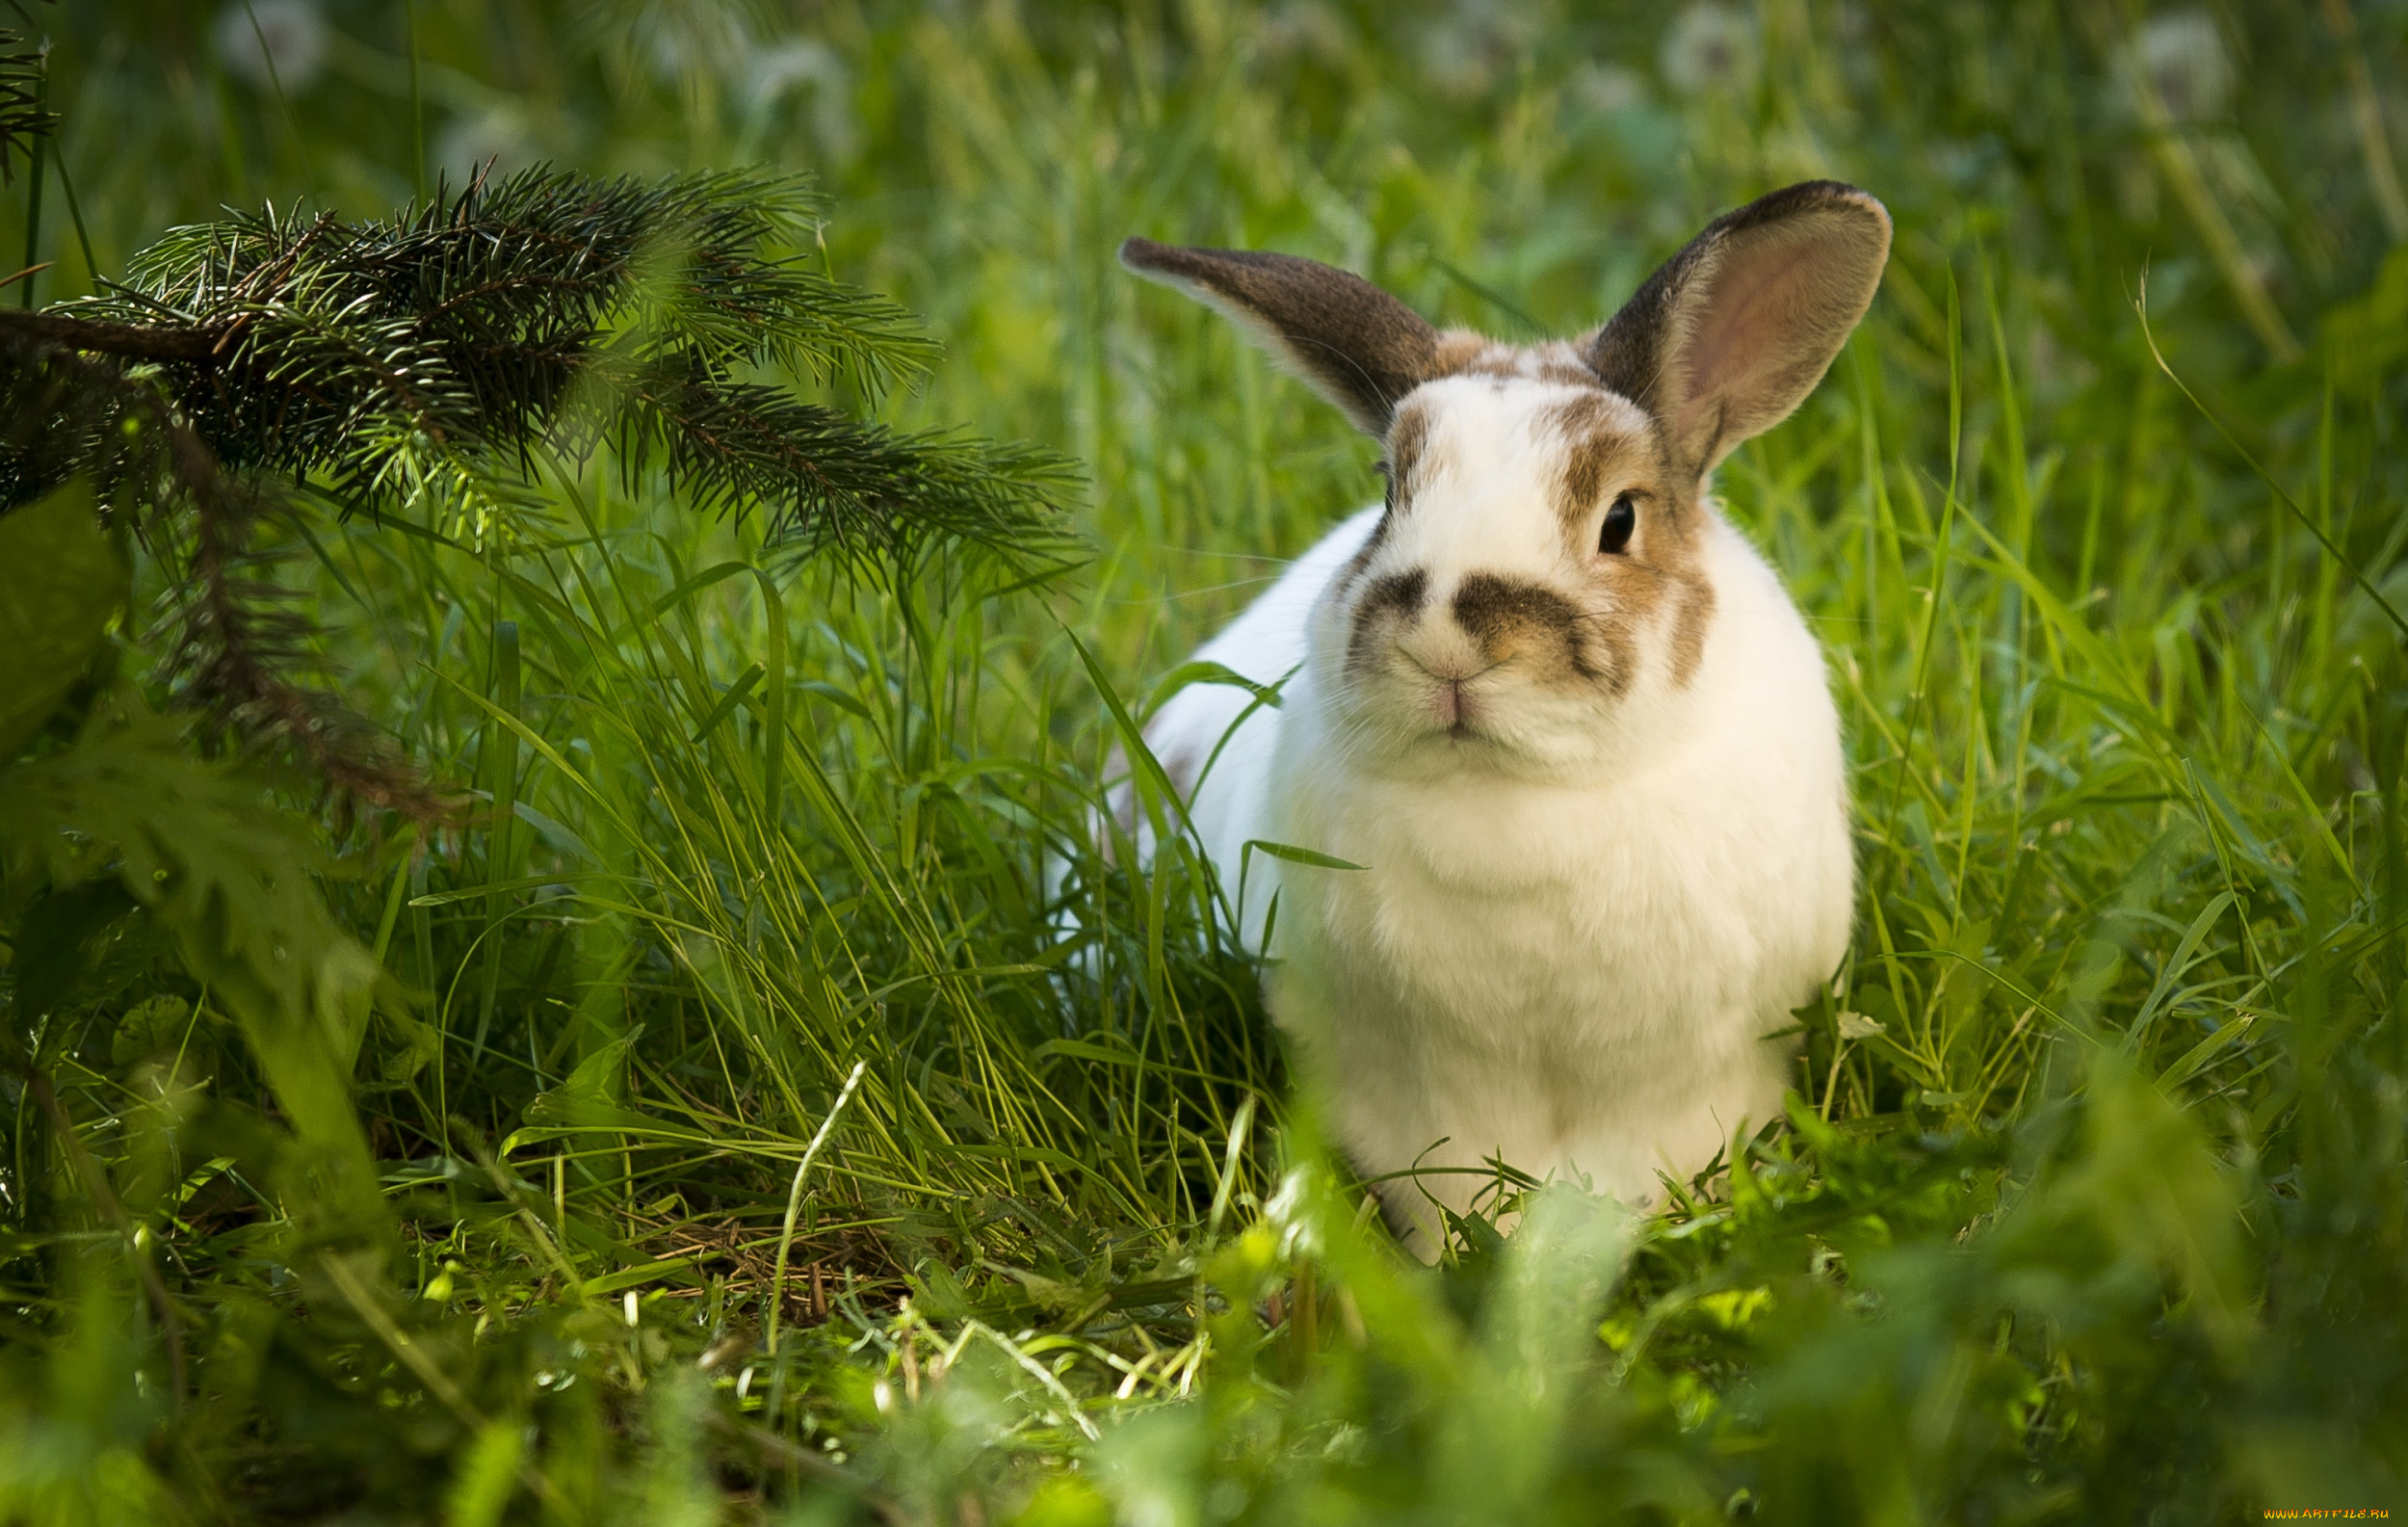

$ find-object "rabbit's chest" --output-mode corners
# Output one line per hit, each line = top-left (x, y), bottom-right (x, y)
(1295, 772), (1762, 1035)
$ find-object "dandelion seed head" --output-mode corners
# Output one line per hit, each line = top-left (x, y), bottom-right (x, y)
(434, 105), (545, 184)
(2136, 10), (2232, 122)
(1418, 0), (1554, 100)
(746, 39), (856, 162)
(214, 0), (327, 93)
(1573, 61), (1650, 115)
(1257, 3), (1354, 69)
(1660, 3), (1759, 96)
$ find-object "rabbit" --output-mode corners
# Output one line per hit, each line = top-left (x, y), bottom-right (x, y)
(1114, 181), (1890, 1252)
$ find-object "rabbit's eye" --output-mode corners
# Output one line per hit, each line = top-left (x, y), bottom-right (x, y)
(1598, 494), (1636, 555)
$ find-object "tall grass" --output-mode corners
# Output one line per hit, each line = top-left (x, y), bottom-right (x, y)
(4, 1), (2405, 1521)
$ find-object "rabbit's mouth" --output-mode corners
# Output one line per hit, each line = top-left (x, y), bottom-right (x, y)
(1439, 680), (1499, 743)
(1394, 646), (1507, 739)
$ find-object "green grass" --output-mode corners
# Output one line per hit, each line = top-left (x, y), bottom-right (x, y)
(5, 1), (2408, 1521)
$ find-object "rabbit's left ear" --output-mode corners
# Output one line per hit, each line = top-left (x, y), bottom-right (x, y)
(1120, 237), (1441, 434)
(1582, 181), (1891, 480)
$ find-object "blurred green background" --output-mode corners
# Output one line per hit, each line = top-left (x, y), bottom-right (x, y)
(4, 1), (2406, 1522)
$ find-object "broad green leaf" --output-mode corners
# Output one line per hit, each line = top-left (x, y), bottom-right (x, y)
(0, 478), (126, 759)
(523, 1025), (656, 1134)
(0, 698), (386, 1217)
(11, 878), (139, 1023)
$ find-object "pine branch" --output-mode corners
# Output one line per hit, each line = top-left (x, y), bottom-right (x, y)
(591, 356), (1081, 562)
(0, 164), (1079, 815)
(32, 164), (1072, 558)
(0, 327), (454, 820)
(0, 15), (55, 184)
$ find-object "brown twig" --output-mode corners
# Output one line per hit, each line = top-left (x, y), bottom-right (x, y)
(163, 405), (458, 820)
(0, 305), (224, 361)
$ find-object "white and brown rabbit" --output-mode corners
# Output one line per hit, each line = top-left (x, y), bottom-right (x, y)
(1116, 182), (1889, 1250)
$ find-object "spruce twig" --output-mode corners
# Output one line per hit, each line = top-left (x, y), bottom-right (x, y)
(0, 10), (54, 182)
(0, 164), (1078, 815)
(39, 165), (1074, 562)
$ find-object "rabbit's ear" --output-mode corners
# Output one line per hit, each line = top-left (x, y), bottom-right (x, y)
(1121, 237), (1441, 434)
(1581, 181), (1890, 479)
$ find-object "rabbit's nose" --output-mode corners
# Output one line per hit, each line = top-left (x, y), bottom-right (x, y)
(1392, 628), (1485, 684)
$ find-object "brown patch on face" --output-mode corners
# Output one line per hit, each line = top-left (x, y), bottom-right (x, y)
(1451, 572), (1618, 690)
(1362, 567), (1428, 619)
(1667, 574), (1716, 687)
(1533, 397), (1720, 695)
(1535, 391), (1644, 541)
(1574, 549), (1715, 695)
(1383, 396), (1437, 498)
(1347, 567), (1427, 678)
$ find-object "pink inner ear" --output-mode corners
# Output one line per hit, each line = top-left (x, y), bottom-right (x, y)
(1674, 234), (1826, 441)
(1687, 248), (1818, 390)
(1662, 201), (1887, 467)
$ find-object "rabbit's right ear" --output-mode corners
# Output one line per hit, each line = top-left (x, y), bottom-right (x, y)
(1580, 181), (1891, 481)
(1120, 238), (1441, 434)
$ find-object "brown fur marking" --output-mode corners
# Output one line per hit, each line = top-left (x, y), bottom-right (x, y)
(1451, 572), (1610, 687)
(1430, 329), (1493, 375)
(1529, 392), (1719, 696)
(1384, 397), (1436, 497)
(1360, 567), (1428, 620)
(1347, 567), (1427, 678)
(1668, 572), (1717, 686)
(1537, 391), (1638, 540)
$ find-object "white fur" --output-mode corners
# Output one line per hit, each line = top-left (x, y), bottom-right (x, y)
(1140, 379), (1852, 1248)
